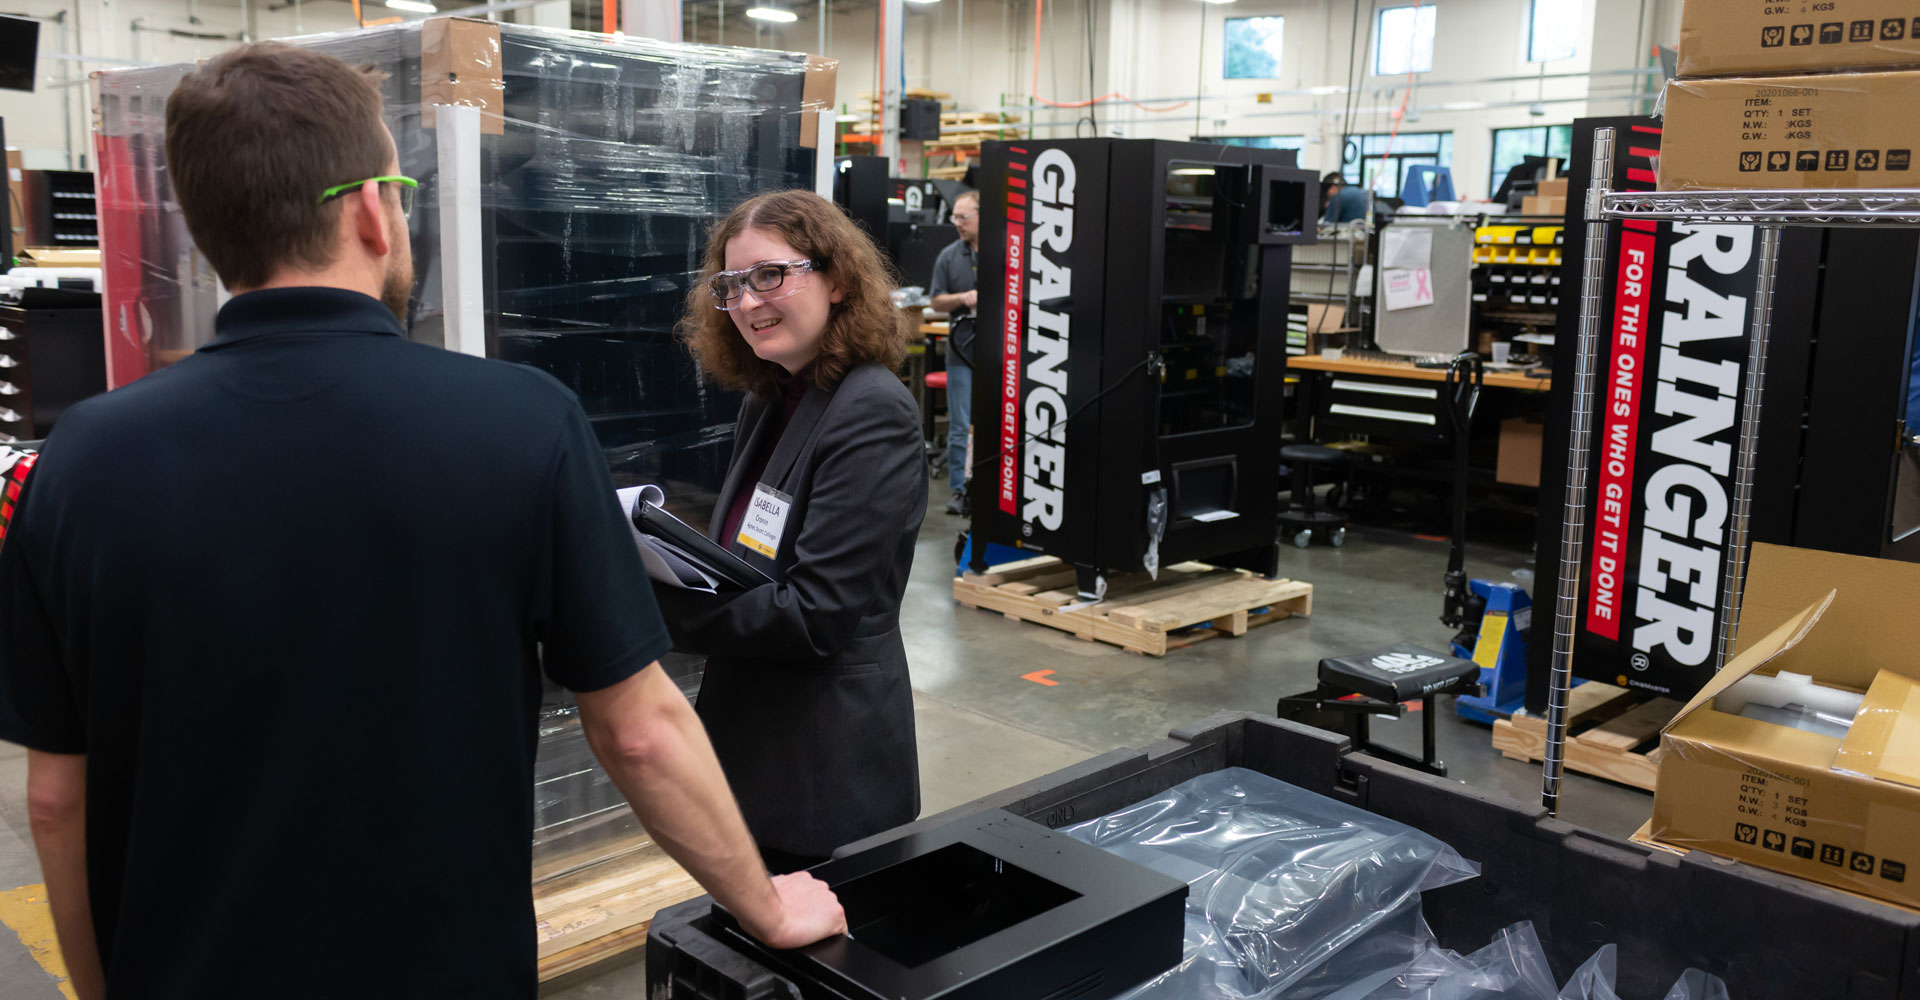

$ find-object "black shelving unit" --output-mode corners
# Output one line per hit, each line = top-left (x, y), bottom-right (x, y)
(23, 170), (98, 248)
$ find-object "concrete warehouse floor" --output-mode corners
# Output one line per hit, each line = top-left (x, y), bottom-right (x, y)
(0, 477), (1653, 998)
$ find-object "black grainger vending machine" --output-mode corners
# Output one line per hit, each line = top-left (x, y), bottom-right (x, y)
(968, 138), (1317, 597)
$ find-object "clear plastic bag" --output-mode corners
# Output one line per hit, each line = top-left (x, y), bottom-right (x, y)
(1661, 970), (1730, 1000)
(1061, 767), (1481, 999)
(1557, 944), (1622, 1000)
(1358, 920), (1559, 1000)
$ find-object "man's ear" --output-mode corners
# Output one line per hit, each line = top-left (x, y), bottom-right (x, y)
(350, 180), (394, 258)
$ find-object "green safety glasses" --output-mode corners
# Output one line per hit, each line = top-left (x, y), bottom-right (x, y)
(317, 175), (419, 216)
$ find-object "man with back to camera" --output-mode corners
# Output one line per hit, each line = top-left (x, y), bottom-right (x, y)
(0, 42), (843, 998)
(929, 189), (980, 515)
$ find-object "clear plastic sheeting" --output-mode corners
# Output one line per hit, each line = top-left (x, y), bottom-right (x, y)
(1060, 767), (1480, 999)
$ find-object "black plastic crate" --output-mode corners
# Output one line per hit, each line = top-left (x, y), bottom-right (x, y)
(648, 713), (1920, 1000)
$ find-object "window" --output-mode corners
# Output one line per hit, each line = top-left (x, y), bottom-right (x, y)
(1489, 124), (1573, 198)
(1374, 5), (1437, 76)
(1528, 0), (1579, 62)
(1224, 16), (1285, 80)
(1211, 135), (1307, 152)
(1341, 131), (1453, 197)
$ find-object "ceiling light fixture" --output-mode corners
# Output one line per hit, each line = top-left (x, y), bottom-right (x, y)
(1199, 0), (1239, 6)
(905, 0), (942, 5)
(384, 0), (438, 12)
(745, 6), (798, 22)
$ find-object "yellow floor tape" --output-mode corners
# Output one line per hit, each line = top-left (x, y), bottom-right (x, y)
(0, 884), (79, 1000)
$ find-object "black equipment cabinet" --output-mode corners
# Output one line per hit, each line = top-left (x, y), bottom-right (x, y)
(834, 155), (961, 289)
(968, 139), (1317, 596)
(0, 293), (108, 442)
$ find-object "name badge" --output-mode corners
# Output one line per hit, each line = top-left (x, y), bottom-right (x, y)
(736, 484), (792, 560)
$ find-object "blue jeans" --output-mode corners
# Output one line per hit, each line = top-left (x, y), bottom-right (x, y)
(945, 361), (972, 494)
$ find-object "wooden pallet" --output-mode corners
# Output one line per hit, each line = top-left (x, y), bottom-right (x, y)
(928, 165), (971, 180)
(954, 556), (1312, 656)
(533, 834), (703, 982)
(1491, 682), (1682, 792)
(925, 131), (1019, 149)
(940, 111), (1021, 127)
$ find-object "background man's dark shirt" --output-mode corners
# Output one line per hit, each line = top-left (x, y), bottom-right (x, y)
(929, 239), (977, 367)
(0, 288), (671, 997)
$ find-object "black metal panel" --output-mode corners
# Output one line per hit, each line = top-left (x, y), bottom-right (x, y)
(708, 810), (1186, 1000)
(1794, 230), (1920, 557)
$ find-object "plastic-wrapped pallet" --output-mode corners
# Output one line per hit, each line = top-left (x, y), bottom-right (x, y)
(93, 18), (832, 508)
(90, 20), (832, 875)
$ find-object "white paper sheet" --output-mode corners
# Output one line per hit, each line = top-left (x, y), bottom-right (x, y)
(1380, 227), (1433, 270)
(618, 485), (722, 592)
(1381, 267), (1436, 311)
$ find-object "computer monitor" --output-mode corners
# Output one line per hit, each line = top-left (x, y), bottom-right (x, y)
(0, 17), (38, 93)
(1493, 155), (1560, 207)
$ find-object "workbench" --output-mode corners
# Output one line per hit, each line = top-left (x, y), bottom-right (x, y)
(1287, 352), (1551, 500)
(1288, 353), (1552, 392)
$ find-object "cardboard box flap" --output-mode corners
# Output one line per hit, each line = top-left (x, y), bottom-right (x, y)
(1743, 543), (1920, 691)
(421, 18), (505, 136)
(1661, 590), (1835, 736)
(799, 55), (838, 150)
(1835, 670), (1920, 790)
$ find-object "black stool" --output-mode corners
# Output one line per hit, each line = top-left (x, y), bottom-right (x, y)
(1278, 443), (1351, 548)
(1275, 643), (1480, 776)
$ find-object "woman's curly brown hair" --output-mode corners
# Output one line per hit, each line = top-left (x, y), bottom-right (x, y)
(679, 189), (904, 397)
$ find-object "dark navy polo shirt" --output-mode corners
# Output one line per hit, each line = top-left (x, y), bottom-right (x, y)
(0, 287), (671, 997)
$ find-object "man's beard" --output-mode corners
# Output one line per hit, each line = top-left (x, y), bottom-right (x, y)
(380, 248), (413, 324)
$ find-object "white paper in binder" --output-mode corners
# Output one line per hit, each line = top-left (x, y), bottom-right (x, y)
(617, 485), (724, 593)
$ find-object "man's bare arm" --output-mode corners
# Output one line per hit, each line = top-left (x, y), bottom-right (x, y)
(929, 290), (977, 313)
(574, 663), (845, 949)
(26, 750), (105, 1000)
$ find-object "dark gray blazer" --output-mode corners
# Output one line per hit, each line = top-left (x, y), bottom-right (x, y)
(654, 362), (926, 857)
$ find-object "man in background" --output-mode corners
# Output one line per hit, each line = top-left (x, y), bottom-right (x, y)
(929, 189), (980, 515)
(1321, 171), (1371, 224)
(2, 42), (842, 999)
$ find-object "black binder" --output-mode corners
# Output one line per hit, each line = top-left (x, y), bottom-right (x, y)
(632, 502), (774, 590)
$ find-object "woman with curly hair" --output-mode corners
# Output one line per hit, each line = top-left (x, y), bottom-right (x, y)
(655, 189), (924, 873)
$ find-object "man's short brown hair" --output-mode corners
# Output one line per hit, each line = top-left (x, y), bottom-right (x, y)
(164, 42), (391, 289)
(679, 190), (905, 397)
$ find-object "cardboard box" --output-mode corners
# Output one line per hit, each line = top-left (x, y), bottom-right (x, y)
(801, 55), (838, 150)
(1648, 543), (1920, 910)
(1658, 70), (1920, 191)
(1679, 0), (1920, 78)
(1520, 194), (1565, 216)
(1495, 416), (1542, 487)
(1534, 176), (1568, 199)
(1303, 302), (1350, 333)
